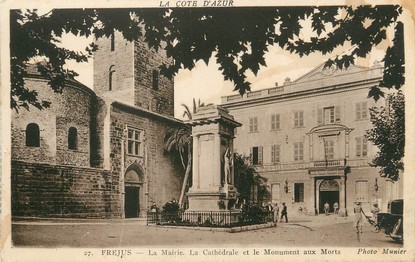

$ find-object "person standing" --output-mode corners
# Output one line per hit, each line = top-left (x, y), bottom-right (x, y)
(274, 203), (280, 223)
(354, 202), (363, 233)
(333, 202), (339, 214)
(280, 203), (288, 223)
(324, 202), (330, 215)
(371, 203), (380, 232)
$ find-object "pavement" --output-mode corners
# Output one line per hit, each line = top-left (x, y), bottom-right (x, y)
(11, 213), (402, 248)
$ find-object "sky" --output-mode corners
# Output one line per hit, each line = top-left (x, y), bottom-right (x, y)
(61, 25), (390, 120)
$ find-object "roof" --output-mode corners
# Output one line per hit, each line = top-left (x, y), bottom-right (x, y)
(221, 62), (383, 107)
(111, 100), (185, 125)
(24, 63), (95, 97)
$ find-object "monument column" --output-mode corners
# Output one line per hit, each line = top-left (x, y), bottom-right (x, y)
(186, 105), (241, 211)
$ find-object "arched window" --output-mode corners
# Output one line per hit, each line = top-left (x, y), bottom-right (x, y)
(26, 123), (40, 147)
(109, 65), (116, 91)
(68, 127), (78, 150)
(152, 69), (159, 90)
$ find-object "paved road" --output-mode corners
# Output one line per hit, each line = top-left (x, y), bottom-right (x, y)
(12, 214), (402, 248)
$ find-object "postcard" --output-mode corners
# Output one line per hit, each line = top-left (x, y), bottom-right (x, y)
(1, 0), (414, 261)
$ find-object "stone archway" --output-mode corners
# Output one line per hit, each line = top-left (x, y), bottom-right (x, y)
(318, 179), (340, 213)
(124, 164), (144, 218)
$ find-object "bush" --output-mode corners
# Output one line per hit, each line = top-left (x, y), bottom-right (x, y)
(162, 200), (180, 223)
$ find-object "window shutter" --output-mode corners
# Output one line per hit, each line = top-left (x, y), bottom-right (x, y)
(271, 145), (275, 163)
(356, 103), (361, 120)
(363, 137), (368, 156)
(249, 147), (253, 164)
(335, 106), (341, 122)
(249, 118), (253, 132)
(362, 102), (368, 119)
(258, 146), (263, 165)
(318, 108), (323, 125)
(356, 137), (361, 157)
(276, 144), (281, 162)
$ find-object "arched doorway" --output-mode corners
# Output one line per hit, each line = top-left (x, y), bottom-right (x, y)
(319, 179), (339, 213)
(124, 164), (144, 218)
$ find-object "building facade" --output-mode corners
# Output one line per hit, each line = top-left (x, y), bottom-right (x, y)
(11, 33), (183, 219)
(221, 62), (403, 216)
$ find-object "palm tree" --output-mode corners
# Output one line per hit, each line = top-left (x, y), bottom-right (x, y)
(164, 98), (211, 209)
(164, 125), (192, 208)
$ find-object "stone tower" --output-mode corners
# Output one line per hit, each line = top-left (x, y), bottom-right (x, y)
(93, 31), (175, 117)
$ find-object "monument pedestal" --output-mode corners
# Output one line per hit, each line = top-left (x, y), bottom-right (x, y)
(187, 184), (239, 211)
(187, 190), (226, 211)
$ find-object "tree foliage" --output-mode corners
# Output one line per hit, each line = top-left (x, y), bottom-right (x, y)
(11, 6), (404, 111)
(233, 153), (270, 203)
(366, 91), (405, 181)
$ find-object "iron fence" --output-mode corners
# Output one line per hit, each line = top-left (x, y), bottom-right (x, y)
(147, 209), (274, 228)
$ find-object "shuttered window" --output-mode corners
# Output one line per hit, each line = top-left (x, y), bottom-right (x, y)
(318, 106), (341, 125)
(271, 114), (280, 130)
(293, 111), (304, 127)
(356, 102), (368, 120)
(293, 142), (304, 161)
(356, 136), (368, 157)
(355, 180), (368, 202)
(271, 144), (281, 163)
(249, 117), (258, 132)
(250, 146), (263, 165)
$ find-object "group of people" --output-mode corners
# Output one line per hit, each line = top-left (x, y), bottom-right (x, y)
(264, 202), (288, 223)
(354, 202), (381, 233)
(323, 201), (339, 215)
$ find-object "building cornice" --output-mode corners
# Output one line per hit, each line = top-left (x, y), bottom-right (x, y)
(222, 77), (381, 110)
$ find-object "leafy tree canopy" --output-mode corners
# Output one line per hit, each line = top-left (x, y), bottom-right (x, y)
(11, 6), (404, 111)
(366, 91), (405, 181)
(233, 153), (270, 203)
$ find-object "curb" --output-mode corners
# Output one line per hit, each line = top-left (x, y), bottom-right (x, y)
(148, 222), (276, 233)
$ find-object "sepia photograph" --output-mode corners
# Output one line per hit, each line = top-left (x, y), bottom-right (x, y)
(1, 1), (414, 261)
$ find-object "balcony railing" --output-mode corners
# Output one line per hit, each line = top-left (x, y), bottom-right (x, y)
(256, 162), (312, 172)
(256, 158), (371, 172)
(313, 159), (346, 167)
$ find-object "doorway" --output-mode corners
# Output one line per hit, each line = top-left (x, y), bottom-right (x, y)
(319, 179), (339, 213)
(125, 186), (140, 218)
(124, 164), (144, 219)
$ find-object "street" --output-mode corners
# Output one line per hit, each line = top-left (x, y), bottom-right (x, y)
(11, 214), (402, 248)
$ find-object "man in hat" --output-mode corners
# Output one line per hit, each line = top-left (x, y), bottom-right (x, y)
(354, 201), (363, 233)
(280, 203), (288, 223)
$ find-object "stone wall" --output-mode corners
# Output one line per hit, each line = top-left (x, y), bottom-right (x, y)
(12, 160), (122, 218)
(12, 76), (94, 167)
(93, 31), (135, 106)
(90, 96), (108, 168)
(110, 103), (183, 210)
(93, 32), (175, 116)
(133, 40), (175, 117)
